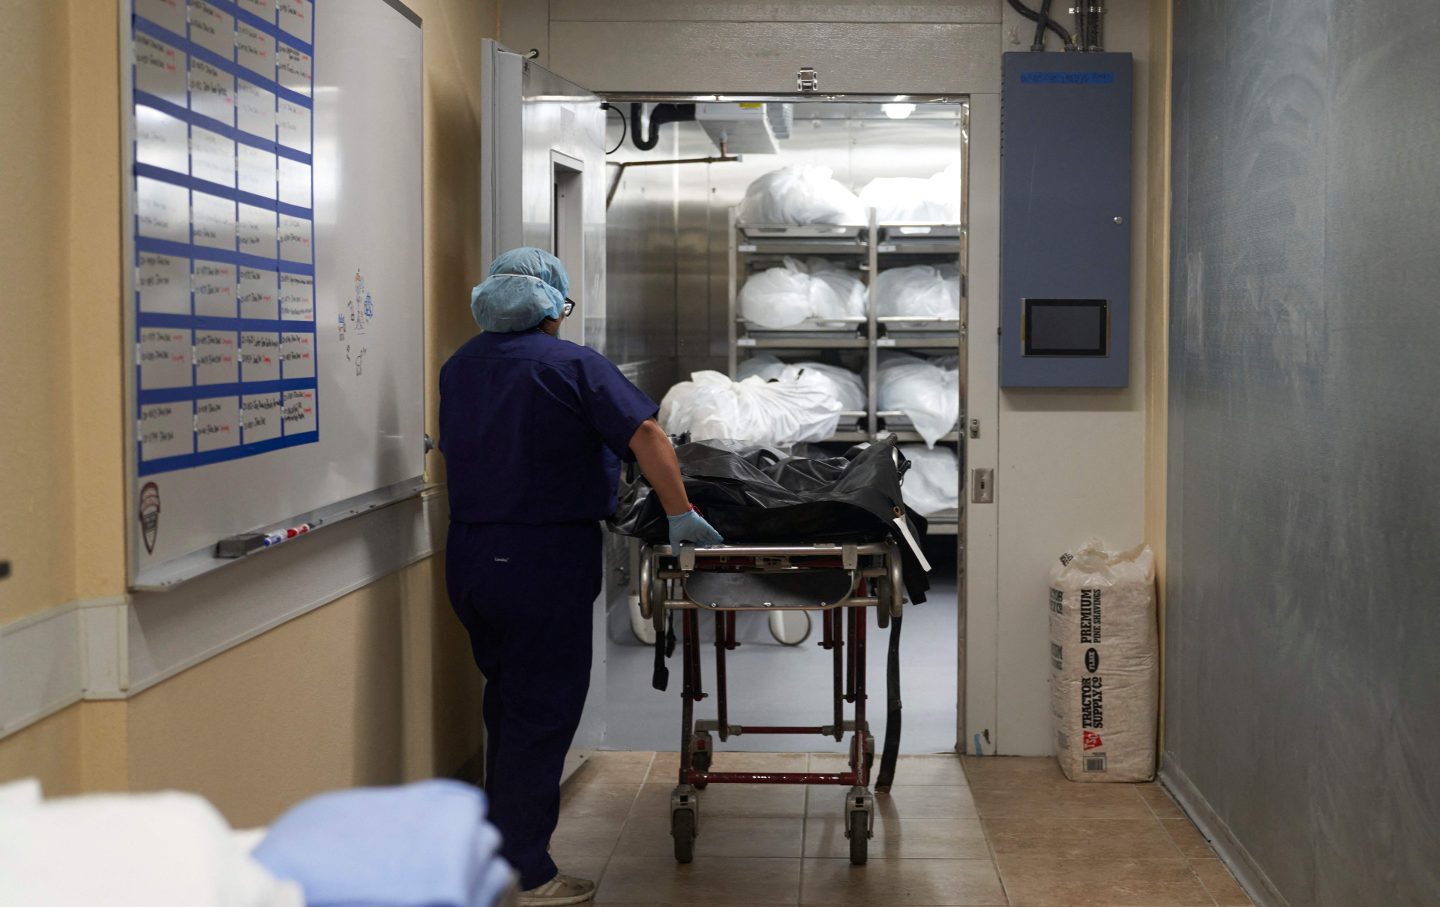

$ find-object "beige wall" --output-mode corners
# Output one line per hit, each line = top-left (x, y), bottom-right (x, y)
(0, 0), (496, 818)
(0, 0), (80, 625)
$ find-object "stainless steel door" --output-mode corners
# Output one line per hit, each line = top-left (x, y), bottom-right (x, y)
(481, 40), (607, 350)
(479, 42), (610, 758)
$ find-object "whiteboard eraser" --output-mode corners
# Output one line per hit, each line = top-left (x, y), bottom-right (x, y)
(215, 533), (267, 558)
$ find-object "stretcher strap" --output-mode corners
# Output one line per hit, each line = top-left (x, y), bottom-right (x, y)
(652, 611), (676, 691)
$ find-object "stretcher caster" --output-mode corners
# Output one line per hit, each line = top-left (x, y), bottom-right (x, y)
(689, 731), (713, 788)
(768, 610), (812, 646)
(670, 785), (699, 864)
(844, 786), (874, 866)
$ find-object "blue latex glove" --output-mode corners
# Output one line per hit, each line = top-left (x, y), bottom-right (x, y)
(667, 507), (724, 550)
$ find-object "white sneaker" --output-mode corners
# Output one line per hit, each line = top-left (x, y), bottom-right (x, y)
(518, 874), (596, 906)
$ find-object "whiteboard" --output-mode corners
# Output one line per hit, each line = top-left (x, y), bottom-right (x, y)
(123, 0), (425, 589)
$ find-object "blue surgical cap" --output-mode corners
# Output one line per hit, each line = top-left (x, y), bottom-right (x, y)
(470, 247), (570, 332)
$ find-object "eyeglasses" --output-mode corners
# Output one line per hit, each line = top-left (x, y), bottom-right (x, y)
(561, 297), (577, 318)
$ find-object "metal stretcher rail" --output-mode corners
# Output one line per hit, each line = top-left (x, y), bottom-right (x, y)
(639, 540), (907, 866)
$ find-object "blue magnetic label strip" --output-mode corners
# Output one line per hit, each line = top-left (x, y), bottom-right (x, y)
(212, 0), (315, 56)
(138, 312), (317, 335)
(132, 0), (320, 477)
(139, 378), (318, 406)
(139, 430), (320, 477)
(1020, 71), (1116, 85)
(134, 91), (312, 165)
(134, 162), (313, 220)
(132, 16), (314, 110)
(135, 236), (316, 278)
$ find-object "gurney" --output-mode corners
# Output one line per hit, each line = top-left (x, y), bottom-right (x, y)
(637, 538), (910, 866)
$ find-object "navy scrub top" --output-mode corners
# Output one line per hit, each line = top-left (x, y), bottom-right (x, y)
(439, 330), (659, 524)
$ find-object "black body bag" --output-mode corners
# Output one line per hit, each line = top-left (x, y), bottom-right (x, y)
(609, 437), (931, 605)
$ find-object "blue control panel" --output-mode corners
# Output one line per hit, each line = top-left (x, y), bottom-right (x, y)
(1000, 52), (1133, 388)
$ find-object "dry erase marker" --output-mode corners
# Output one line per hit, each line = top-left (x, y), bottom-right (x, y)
(263, 532), (286, 547)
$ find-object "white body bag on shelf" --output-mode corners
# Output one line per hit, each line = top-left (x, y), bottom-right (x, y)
(874, 264), (961, 319)
(1048, 540), (1158, 783)
(738, 257), (866, 329)
(876, 353), (961, 447)
(659, 370), (843, 446)
(737, 165), (866, 226)
(858, 163), (962, 224)
(739, 354), (867, 413)
(899, 444), (959, 517)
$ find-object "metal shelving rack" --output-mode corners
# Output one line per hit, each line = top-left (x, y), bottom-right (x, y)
(727, 208), (965, 535)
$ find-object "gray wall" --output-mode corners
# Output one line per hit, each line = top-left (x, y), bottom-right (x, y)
(1164, 3), (1440, 905)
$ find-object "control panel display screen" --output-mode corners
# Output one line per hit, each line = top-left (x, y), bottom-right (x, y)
(1022, 299), (1109, 357)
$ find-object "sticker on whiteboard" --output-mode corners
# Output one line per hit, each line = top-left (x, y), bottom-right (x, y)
(236, 21), (275, 76)
(279, 273), (315, 321)
(276, 44), (312, 98)
(277, 0), (313, 42)
(134, 32), (186, 105)
(135, 177), (189, 244)
(237, 144), (277, 200)
(282, 389), (318, 434)
(189, 1), (235, 59)
(138, 252), (190, 316)
(280, 331), (315, 379)
(241, 332), (281, 382)
(195, 330), (239, 385)
(237, 82), (277, 142)
(140, 403), (193, 462)
(139, 327), (193, 389)
(196, 397), (240, 452)
(135, 105), (188, 174)
(190, 126), (236, 189)
(238, 204), (278, 259)
(135, 0), (184, 34)
(240, 267), (279, 319)
(241, 393), (283, 443)
(193, 260), (237, 318)
(189, 59), (235, 127)
(236, 0), (276, 22)
(137, 480), (163, 553)
(278, 214), (312, 263)
(192, 193), (237, 251)
(276, 100), (311, 153)
(278, 157), (311, 208)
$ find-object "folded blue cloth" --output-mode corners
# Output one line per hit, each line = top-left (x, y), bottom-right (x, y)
(253, 780), (510, 907)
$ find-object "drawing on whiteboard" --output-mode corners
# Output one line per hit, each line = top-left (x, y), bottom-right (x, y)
(343, 270), (372, 376)
(350, 270), (374, 334)
(139, 482), (162, 554)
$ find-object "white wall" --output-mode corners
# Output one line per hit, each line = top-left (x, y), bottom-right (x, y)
(509, 0), (1157, 755)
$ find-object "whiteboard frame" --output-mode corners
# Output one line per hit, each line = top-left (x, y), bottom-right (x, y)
(120, 0), (428, 591)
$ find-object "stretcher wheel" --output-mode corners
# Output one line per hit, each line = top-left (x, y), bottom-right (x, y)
(848, 811), (868, 865)
(672, 809), (696, 864)
(768, 610), (812, 646)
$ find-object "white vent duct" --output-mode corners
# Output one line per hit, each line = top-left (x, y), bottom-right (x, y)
(695, 102), (780, 154)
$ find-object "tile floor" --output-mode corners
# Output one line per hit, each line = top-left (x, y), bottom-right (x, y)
(550, 752), (1252, 906)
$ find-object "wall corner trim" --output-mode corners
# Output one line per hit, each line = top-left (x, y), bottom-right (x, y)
(0, 604), (83, 738)
(1161, 758), (1290, 907)
(0, 492), (448, 742)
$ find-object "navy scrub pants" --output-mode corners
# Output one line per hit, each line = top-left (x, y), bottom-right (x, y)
(446, 520), (601, 890)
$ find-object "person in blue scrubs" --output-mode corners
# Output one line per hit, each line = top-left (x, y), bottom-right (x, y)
(440, 248), (721, 906)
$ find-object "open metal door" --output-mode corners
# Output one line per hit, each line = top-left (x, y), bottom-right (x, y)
(479, 42), (609, 769)
(481, 40), (607, 351)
